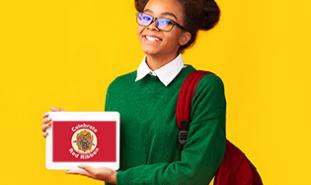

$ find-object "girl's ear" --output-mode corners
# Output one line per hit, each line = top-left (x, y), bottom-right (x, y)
(179, 32), (192, 46)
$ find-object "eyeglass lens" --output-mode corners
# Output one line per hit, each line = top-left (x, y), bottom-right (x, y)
(137, 13), (174, 31)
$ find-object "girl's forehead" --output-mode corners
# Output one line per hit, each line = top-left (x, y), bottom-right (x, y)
(144, 0), (184, 20)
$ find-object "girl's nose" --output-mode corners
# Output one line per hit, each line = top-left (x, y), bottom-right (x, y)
(147, 19), (159, 31)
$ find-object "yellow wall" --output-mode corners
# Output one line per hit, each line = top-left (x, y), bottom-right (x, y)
(0, 0), (310, 184)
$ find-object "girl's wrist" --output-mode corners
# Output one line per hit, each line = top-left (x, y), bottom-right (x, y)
(107, 171), (117, 184)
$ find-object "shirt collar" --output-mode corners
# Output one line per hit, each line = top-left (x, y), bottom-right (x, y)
(135, 54), (185, 86)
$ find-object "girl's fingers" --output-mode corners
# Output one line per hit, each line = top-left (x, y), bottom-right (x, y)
(43, 132), (48, 138)
(42, 121), (51, 132)
(43, 107), (64, 119)
(50, 107), (64, 112)
(42, 117), (52, 124)
(66, 168), (87, 174)
(42, 107), (63, 138)
(79, 165), (96, 175)
(66, 169), (92, 177)
(43, 112), (49, 118)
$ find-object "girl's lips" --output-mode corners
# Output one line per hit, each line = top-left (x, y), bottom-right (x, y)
(142, 34), (163, 42)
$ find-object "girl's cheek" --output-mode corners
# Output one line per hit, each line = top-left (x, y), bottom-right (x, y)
(137, 26), (145, 35)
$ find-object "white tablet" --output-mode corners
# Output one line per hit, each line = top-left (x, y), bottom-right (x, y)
(46, 112), (120, 170)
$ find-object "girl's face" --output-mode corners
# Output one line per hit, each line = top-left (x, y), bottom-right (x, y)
(137, 0), (191, 57)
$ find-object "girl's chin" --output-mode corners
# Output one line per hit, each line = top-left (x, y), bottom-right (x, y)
(142, 47), (162, 56)
(141, 41), (162, 52)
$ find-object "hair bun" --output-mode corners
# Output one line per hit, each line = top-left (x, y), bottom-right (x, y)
(200, 0), (221, 30)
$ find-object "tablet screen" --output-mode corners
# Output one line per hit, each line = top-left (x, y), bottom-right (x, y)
(46, 112), (120, 170)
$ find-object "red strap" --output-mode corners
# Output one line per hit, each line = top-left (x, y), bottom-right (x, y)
(176, 70), (209, 129)
(176, 70), (263, 185)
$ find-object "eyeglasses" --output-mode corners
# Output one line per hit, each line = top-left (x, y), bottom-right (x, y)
(136, 12), (185, 32)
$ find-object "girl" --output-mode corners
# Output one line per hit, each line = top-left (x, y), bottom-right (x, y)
(42, 0), (226, 184)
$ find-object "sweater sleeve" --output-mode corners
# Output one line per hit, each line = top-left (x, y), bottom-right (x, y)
(116, 74), (227, 185)
(105, 78), (118, 111)
(105, 82), (112, 111)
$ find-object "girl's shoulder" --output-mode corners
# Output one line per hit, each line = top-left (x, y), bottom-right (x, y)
(200, 71), (224, 87)
(185, 68), (225, 99)
(106, 70), (138, 94)
(198, 71), (225, 94)
(184, 64), (225, 91)
(108, 70), (136, 85)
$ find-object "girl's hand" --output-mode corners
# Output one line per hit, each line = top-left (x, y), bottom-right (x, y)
(42, 107), (64, 138)
(66, 165), (117, 184)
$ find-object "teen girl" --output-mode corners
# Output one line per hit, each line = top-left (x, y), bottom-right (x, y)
(42, 0), (226, 184)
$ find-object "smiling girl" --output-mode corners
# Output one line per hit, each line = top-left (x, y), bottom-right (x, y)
(42, 0), (225, 184)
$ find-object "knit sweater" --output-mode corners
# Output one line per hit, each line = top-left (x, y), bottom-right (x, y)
(105, 64), (226, 185)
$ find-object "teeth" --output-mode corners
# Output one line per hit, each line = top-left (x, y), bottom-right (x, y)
(145, 36), (160, 42)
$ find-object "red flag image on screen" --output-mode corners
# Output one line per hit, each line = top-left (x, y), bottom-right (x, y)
(52, 121), (116, 162)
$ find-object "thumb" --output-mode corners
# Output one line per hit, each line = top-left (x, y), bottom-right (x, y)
(50, 107), (64, 112)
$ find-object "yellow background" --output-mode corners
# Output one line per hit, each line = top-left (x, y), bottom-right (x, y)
(0, 0), (310, 184)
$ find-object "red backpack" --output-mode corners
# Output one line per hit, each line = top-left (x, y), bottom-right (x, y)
(176, 70), (263, 185)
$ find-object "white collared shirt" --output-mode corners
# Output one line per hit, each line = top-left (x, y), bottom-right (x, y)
(135, 54), (186, 86)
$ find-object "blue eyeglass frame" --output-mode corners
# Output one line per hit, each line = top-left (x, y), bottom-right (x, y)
(136, 12), (185, 32)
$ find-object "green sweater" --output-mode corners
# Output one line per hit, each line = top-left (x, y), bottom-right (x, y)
(105, 64), (226, 185)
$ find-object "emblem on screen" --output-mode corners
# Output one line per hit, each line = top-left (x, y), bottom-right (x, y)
(72, 129), (97, 153)
(69, 123), (100, 159)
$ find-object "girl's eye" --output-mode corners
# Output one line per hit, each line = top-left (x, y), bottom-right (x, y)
(143, 16), (152, 21)
(158, 19), (173, 25)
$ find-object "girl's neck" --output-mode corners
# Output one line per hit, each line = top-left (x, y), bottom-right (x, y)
(145, 53), (179, 71)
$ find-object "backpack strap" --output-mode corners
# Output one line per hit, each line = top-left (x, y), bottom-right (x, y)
(176, 70), (264, 185)
(176, 70), (210, 149)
